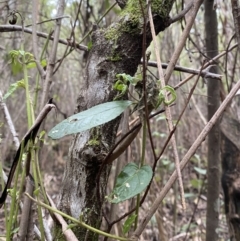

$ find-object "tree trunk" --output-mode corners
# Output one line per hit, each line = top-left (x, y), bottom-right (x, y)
(221, 112), (240, 241)
(57, 1), (174, 240)
(204, 1), (220, 241)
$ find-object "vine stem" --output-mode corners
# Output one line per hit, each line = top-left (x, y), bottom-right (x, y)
(147, 2), (185, 209)
(25, 193), (130, 241)
(134, 118), (147, 229)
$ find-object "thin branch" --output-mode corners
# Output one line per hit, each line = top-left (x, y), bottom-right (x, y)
(0, 25), (88, 52)
(173, 43), (238, 91)
(18, 176), (35, 241)
(170, 0), (194, 24)
(25, 15), (70, 28)
(145, 60), (222, 79)
(0, 91), (20, 149)
(164, 0), (204, 84)
(32, 0), (45, 79)
(40, 0), (65, 109)
(53, 1), (83, 75)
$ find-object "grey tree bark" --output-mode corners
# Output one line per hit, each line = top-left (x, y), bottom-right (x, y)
(221, 112), (240, 241)
(57, 1), (174, 240)
(204, 1), (220, 241)
(221, 1), (240, 240)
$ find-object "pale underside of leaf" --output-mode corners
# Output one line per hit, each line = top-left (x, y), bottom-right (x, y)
(48, 100), (132, 139)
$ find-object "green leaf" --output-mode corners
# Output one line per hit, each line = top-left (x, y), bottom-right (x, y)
(41, 59), (47, 67)
(194, 167), (206, 175)
(48, 100), (132, 139)
(162, 159), (171, 166)
(33, 187), (40, 196)
(27, 59), (47, 69)
(11, 61), (23, 75)
(109, 163), (153, 203)
(12, 227), (20, 234)
(19, 50), (25, 55)
(39, 130), (46, 141)
(26, 61), (36, 69)
(116, 73), (133, 84)
(116, 73), (141, 86)
(3, 80), (25, 100)
(190, 178), (203, 189)
(87, 41), (93, 50)
(122, 214), (137, 234)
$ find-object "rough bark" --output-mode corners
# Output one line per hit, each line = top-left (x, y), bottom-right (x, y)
(57, 1), (174, 240)
(204, 1), (220, 241)
(221, 112), (240, 241)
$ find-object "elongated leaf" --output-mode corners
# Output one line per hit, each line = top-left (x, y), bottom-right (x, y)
(122, 214), (137, 234)
(194, 167), (206, 175)
(109, 163), (153, 203)
(3, 80), (25, 100)
(48, 100), (132, 139)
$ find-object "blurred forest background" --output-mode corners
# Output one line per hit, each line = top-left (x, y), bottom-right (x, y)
(0, 0), (240, 241)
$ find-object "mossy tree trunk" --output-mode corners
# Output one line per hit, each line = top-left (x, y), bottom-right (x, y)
(57, 1), (174, 240)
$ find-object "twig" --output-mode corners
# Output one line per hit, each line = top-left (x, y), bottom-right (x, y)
(18, 176), (35, 241)
(40, 0), (66, 110)
(170, 1), (194, 24)
(0, 90), (20, 149)
(0, 25), (88, 52)
(191, 94), (207, 125)
(52, 1), (83, 75)
(173, 43), (238, 91)
(164, 0), (204, 84)
(32, 0), (45, 79)
(25, 15), (70, 27)
(145, 61), (222, 80)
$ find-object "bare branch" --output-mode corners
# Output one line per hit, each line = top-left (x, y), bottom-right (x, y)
(0, 90), (20, 149)
(25, 15), (70, 28)
(170, 1), (194, 24)
(40, 0), (66, 109)
(32, 0), (45, 79)
(145, 60), (222, 80)
(164, 0), (204, 84)
(0, 25), (88, 52)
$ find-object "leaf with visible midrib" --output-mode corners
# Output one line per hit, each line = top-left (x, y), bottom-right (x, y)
(109, 163), (153, 203)
(48, 100), (132, 139)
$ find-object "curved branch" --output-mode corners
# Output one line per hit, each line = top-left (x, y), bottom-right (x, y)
(170, 1), (194, 24)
